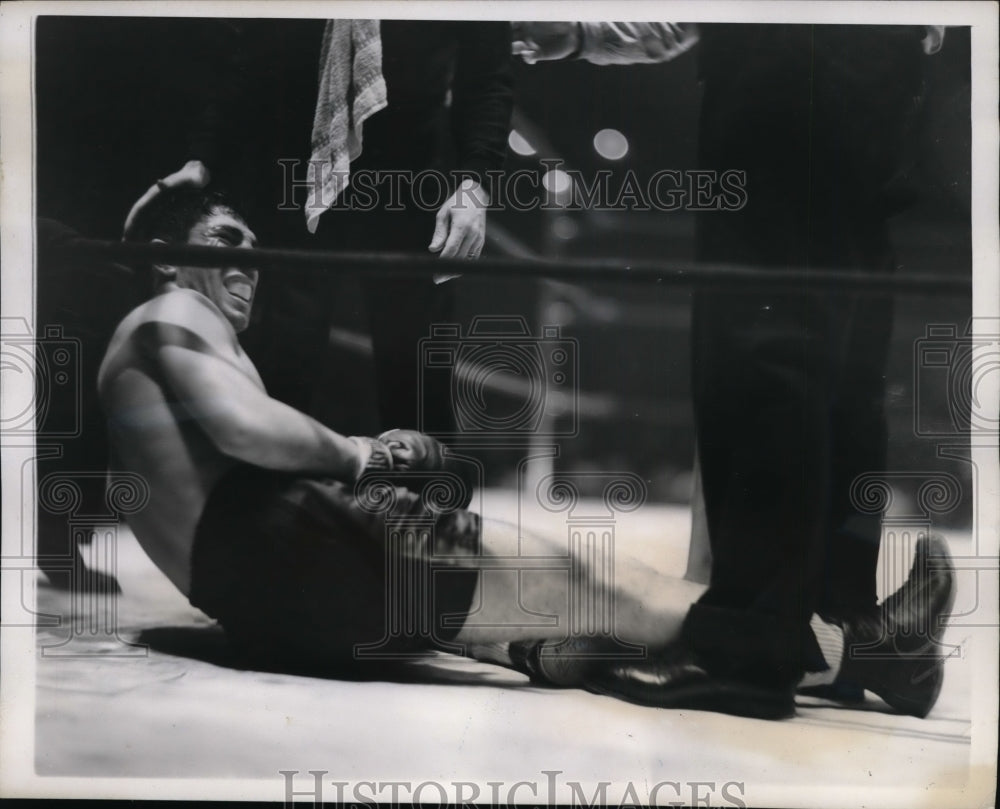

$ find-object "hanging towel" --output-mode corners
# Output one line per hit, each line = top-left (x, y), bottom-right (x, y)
(305, 19), (387, 233)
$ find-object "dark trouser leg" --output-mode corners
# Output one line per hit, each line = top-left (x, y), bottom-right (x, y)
(684, 286), (843, 686)
(685, 216), (895, 684)
(361, 276), (457, 436)
(671, 23), (917, 695)
(820, 292), (894, 619)
(810, 203), (896, 619)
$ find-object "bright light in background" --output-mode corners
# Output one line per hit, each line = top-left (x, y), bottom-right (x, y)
(542, 169), (574, 206)
(593, 128), (629, 160)
(551, 215), (579, 240)
(508, 129), (536, 157)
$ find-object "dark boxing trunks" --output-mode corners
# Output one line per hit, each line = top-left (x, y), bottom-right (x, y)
(189, 464), (480, 669)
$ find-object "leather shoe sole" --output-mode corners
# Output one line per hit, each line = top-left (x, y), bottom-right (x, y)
(585, 647), (795, 720)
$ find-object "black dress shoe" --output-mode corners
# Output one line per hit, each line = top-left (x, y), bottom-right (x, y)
(802, 533), (956, 706)
(881, 533), (956, 641)
(834, 534), (956, 718)
(585, 643), (796, 720)
(836, 615), (946, 718)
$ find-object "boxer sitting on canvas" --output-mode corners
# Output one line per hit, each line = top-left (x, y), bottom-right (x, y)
(98, 188), (953, 718)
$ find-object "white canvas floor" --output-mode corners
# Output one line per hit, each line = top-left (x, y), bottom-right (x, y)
(26, 491), (988, 807)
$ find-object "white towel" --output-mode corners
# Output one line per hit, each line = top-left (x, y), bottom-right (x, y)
(305, 20), (387, 233)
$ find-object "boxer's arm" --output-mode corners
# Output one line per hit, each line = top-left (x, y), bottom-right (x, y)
(123, 161), (210, 238)
(513, 22), (699, 66)
(133, 302), (368, 480)
(578, 22), (699, 65)
(157, 337), (366, 479)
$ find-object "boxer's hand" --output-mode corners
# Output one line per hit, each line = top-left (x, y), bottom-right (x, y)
(512, 22), (582, 63)
(349, 435), (395, 479)
(429, 179), (488, 260)
(377, 429), (447, 472)
(123, 160), (211, 238)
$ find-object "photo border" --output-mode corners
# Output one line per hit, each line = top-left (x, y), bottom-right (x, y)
(2, 1), (997, 805)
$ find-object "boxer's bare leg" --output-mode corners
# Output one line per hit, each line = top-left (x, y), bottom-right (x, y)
(451, 517), (705, 654)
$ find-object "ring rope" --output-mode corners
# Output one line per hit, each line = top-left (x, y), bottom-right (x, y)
(47, 235), (971, 297)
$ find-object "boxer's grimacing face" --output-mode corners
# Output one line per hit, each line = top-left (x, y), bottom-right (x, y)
(174, 209), (259, 332)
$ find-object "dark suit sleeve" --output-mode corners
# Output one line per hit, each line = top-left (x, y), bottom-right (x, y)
(450, 21), (514, 186)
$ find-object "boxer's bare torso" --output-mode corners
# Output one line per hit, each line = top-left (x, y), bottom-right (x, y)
(98, 206), (368, 595)
(98, 288), (263, 594)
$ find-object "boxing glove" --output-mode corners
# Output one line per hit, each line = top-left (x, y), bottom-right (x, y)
(376, 428), (446, 472)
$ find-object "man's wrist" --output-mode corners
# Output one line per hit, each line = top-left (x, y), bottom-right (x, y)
(453, 169), (492, 204)
(349, 436), (394, 479)
(458, 177), (489, 209)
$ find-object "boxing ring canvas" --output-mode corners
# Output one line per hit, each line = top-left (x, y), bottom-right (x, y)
(1, 2), (997, 807)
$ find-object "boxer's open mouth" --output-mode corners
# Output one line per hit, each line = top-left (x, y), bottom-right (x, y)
(224, 275), (254, 302)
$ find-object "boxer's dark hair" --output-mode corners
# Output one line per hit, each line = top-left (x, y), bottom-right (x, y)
(125, 187), (243, 246)
(124, 187), (247, 296)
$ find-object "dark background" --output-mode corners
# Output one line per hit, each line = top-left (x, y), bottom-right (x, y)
(35, 18), (973, 523)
